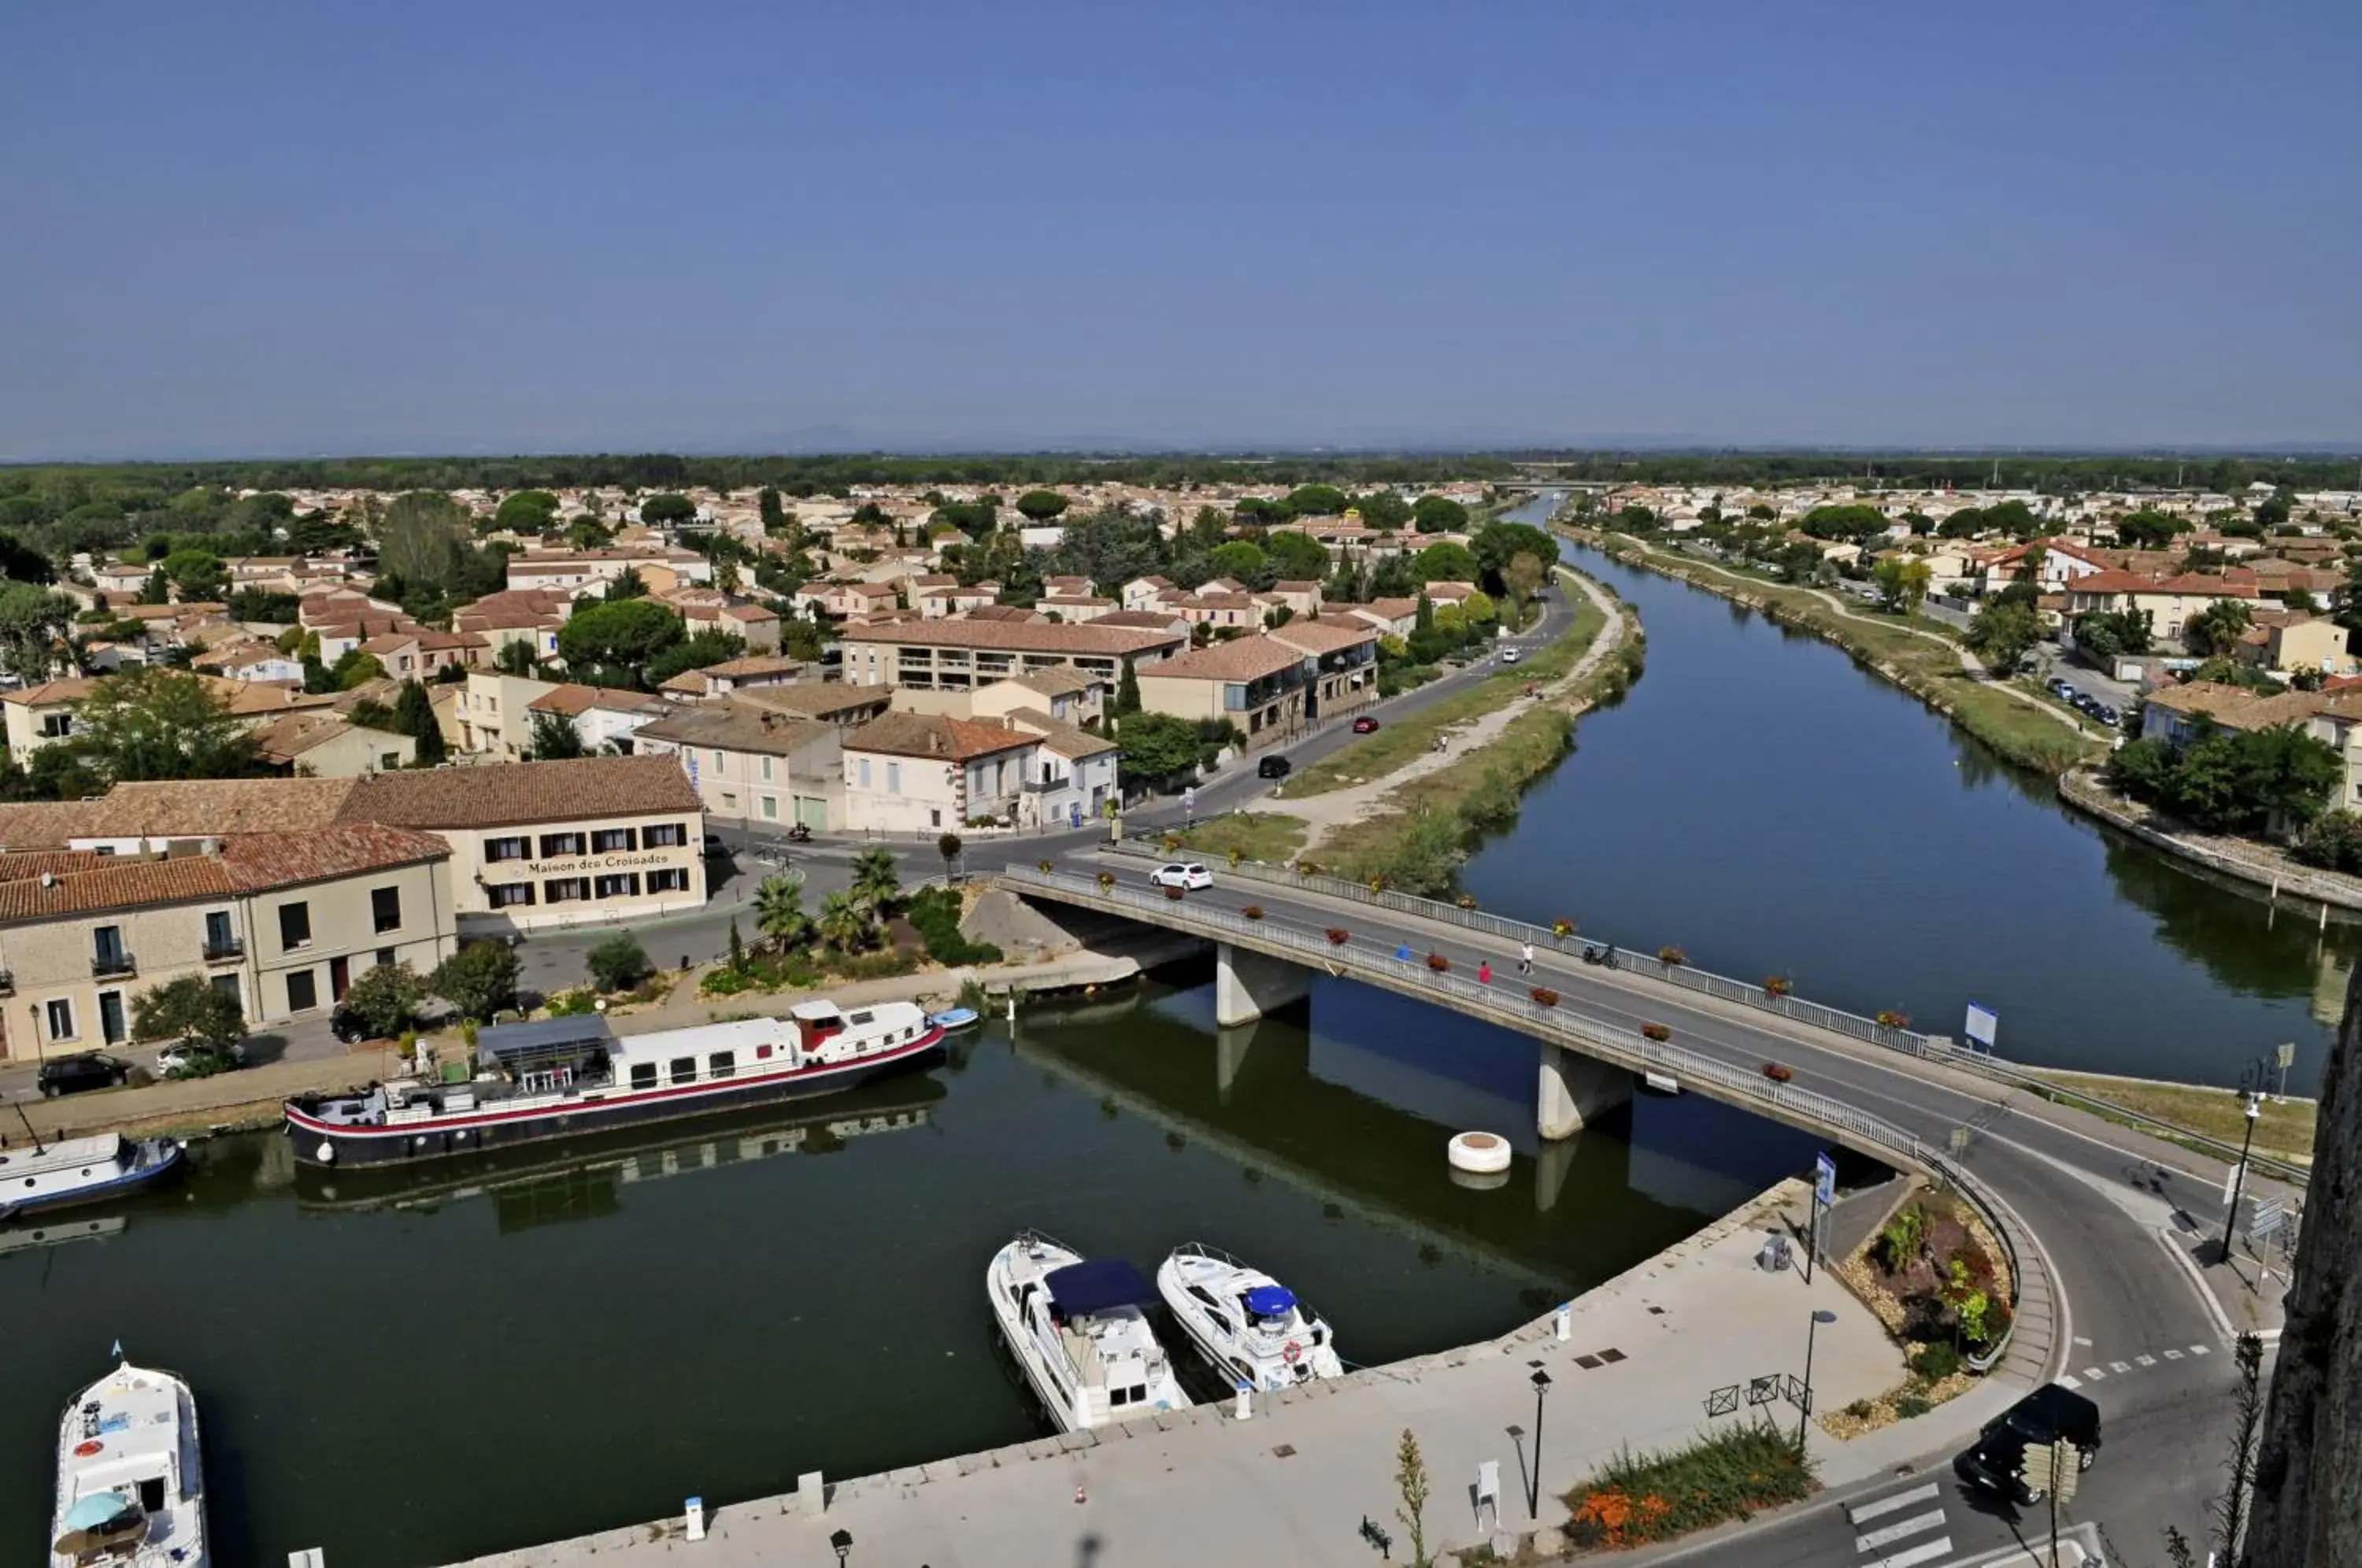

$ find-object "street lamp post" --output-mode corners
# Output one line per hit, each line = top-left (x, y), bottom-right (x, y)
(1527, 1369), (1552, 1519)
(1797, 1309), (1837, 1449)
(2223, 1087), (2262, 1256)
(829, 1527), (853, 1566)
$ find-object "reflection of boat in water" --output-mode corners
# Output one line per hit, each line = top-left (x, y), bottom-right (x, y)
(1, 1215), (125, 1259)
(287, 1000), (944, 1168)
(295, 1075), (946, 1219)
(51, 1359), (208, 1568)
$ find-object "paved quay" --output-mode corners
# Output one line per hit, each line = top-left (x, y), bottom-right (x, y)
(443, 1182), (1947, 1568)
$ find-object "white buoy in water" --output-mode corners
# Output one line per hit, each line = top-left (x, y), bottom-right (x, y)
(1448, 1131), (1511, 1174)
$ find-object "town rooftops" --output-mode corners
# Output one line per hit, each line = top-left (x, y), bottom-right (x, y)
(250, 712), (398, 765)
(336, 753), (703, 830)
(1270, 619), (1378, 656)
(0, 679), (98, 707)
(843, 712), (1038, 763)
(1004, 668), (1098, 697)
(2068, 570), (2258, 598)
(735, 684), (894, 721)
(524, 683), (667, 717)
(835, 618), (1182, 656)
(0, 823), (450, 923)
(1142, 638), (1307, 682)
(636, 701), (833, 756)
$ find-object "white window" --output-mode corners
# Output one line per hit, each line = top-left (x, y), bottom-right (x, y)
(761, 795), (778, 819)
(760, 756), (773, 782)
(44, 998), (74, 1040)
(887, 761), (901, 795)
(858, 757), (871, 788)
(711, 749), (727, 775)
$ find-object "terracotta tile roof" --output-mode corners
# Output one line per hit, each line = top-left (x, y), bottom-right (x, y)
(844, 712), (1038, 763)
(216, 822), (451, 889)
(1089, 610), (1190, 632)
(0, 823), (447, 923)
(1270, 619), (1377, 656)
(700, 655), (805, 679)
(0, 849), (111, 878)
(1139, 638), (1305, 682)
(0, 678), (98, 707)
(525, 683), (665, 716)
(737, 685), (894, 721)
(76, 778), (359, 837)
(335, 753), (702, 830)
(960, 605), (1046, 623)
(0, 853), (233, 922)
(636, 701), (834, 756)
(2068, 570), (2258, 598)
(251, 712), (391, 764)
(1005, 668), (1097, 697)
(999, 708), (1116, 760)
(836, 619), (1182, 655)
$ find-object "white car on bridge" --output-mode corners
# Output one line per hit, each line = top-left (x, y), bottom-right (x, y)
(1147, 862), (1213, 891)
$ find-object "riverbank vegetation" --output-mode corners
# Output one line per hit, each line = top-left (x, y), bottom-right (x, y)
(1287, 577), (1608, 799)
(2025, 1071), (2316, 1165)
(1560, 1424), (1814, 1549)
(2108, 723), (2340, 836)
(1321, 601), (1644, 894)
(1166, 812), (1308, 865)
(1579, 531), (2102, 774)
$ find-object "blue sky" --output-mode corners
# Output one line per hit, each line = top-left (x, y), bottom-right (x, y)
(3, 1), (2356, 458)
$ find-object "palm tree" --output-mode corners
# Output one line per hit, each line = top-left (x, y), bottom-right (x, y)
(2186, 597), (2253, 657)
(850, 845), (901, 911)
(816, 889), (870, 952)
(753, 871), (811, 951)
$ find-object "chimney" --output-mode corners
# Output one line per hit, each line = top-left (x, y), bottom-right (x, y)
(40, 872), (55, 889)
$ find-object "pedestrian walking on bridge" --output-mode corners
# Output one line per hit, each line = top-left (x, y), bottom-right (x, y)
(1478, 959), (1493, 986)
(1518, 941), (1535, 975)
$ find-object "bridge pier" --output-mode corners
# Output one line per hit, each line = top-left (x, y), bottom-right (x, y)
(1538, 1040), (1631, 1141)
(1215, 942), (1311, 1029)
(1534, 1130), (1579, 1213)
(1216, 1020), (1259, 1104)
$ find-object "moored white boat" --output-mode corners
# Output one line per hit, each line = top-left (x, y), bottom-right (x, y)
(0, 1135), (183, 1223)
(1157, 1242), (1344, 1391)
(987, 1230), (1191, 1433)
(927, 1007), (981, 1032)
(51, 1359), (208, 1568)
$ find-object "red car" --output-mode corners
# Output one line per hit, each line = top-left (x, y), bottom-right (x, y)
(1352, 716), (1381, 734)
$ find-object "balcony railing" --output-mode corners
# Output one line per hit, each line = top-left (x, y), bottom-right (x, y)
(91, 952), (136, 978)
(203, 938), (246, 963)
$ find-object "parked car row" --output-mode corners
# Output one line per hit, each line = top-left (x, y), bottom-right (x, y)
(2046, 677), (2120, 727)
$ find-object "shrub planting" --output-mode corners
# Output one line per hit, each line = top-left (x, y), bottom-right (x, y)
(1531, 987), (1560, 1007)
(1763, 1061), (1794, 1082)
(1658, 945), (1687, 967)
(1426, 952), (1450, 972)
(1242, 904), (1265, 920)
(1325, 927), (1349, 945)
(1641, 1021), (1671, 1041)
(1563, 1422), (1814, 1548)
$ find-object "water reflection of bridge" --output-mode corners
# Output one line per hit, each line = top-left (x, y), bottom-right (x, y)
(1016, 985), (1809, 1300)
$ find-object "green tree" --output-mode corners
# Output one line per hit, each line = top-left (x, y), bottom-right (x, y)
(646, 628), (746, 687)
(605, 564), (647, 599)
(1015, 489), (1070, 523)
(1871, 556), (1932, 613)
(494, 638), (538, 676)
(1798, 503), (1891, 543)
(1116, 710), (1203, 787)
(1351, 491), (1412, 530)
(1965, 599), (2042, 676)
(0, 582), (75, 682)
(393, 679), (446, 765)
(1411, 495), (1468, 534)
(1471, 520), (1555, 588)
(568, 515), (616, 551)
(816, 889), (870, 952)
(524, 708), (587, 760)
(72, 668), (263, 782)
(1205, 540), (1268, 582)
(937, 832), (964, 882)
(1412, 542), (1479, 584)
(1283, 483), (1348, 517)
(585, 933), (652, 993)
(378, 491), (476, 592)
(338, 961), (424, 1039)
(2185, 598), (2254, 656)
(850, 845), (901, 910)
(556, 598), (685, 688)
(160, 548), (228, 602)
(131, 974), (246, 1057)
(753, 871), (812, 950)
(2073, 608), (2153, 659)
(431, 941), (520, 1023)
(757, 487), (790, 536)
(1263, 531), (1332, 582)
(1115, 659), (1142, 716)
(1501, 552), (1546, 627)
(2114, 509), (2189, 549)
(639, 493), (698, 527)
(1394, 1429), (1431, 1568)
(492, 490), (561, 534)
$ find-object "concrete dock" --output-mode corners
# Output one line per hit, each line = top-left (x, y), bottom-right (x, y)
(444, 1181), (1946, 1568)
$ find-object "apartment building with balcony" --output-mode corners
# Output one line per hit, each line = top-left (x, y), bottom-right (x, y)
(835, 618), (1183, 694)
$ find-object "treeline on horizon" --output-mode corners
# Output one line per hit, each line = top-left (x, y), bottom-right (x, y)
(2, 448), (2358, 502)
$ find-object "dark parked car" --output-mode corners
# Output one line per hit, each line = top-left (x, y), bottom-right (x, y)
(1954, 1382), (2101, 1503)
(1257, 754), (1292, 780)
(1352, 716), (1382, 734)
(38, 1052), (130, 1098)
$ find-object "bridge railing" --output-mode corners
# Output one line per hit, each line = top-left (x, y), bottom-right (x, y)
(1106, 840), (2312, 1189)
(997, 864), (2034, 1372)
(1109, 841), (1936, 1053)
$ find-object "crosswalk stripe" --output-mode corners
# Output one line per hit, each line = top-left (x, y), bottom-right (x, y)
(2111, 1361), (2131, 1373)
(2164, 1348), (2183, 1360)
(2137, 1354), (2157, 1366)
(2083, 1366), (2105, 1381)
(1857, 1509), (1947, 1552)
(2191, 1344), (2211, 1355)
(1848, 1482), (1939, 1524)
(2058, 1374), (2080, 1389)
(1868, 1539), (1955, 1568)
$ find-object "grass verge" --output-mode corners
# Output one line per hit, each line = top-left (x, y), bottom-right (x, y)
(1282, 580), (1609, 798)
(1162, 811), (1309, 866)
(1562, 1422), (1815, 1549)
(2025, 1069), (2315, 1164)
(1320, 601), (1645, 893)
(1583, 534), (2105, 774)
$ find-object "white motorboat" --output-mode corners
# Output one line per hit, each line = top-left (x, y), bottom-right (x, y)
(1157, 1242), (1345, 1391)
(0, 1134), (183, 1223)
(51, 1359), (208, 1568)
(987, 1230), (1191, 1433)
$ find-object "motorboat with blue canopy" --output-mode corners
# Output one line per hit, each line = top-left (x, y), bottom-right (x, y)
(987, 1231), (1191, 1432)
(1158, 1241), (1345, 1391)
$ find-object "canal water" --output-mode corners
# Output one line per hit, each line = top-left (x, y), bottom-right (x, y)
(0, 979), (1814, 1568)
(1476, 495), (2353, 1096)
